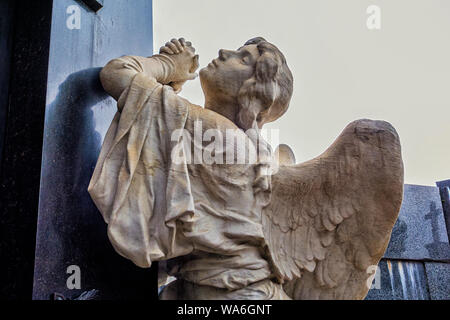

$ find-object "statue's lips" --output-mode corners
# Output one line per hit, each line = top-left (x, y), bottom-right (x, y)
(208, 59), (218, 68)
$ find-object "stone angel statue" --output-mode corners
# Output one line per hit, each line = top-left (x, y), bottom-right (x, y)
(88, 37), (404, 300)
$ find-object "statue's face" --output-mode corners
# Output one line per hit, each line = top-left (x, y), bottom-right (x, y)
(200, 44), (259, 106)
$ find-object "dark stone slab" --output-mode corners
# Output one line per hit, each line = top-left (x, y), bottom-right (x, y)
(424, 262), (450, 300)
(0, 0), (15, 162)
(78, 0), (103, 12)
(436, 179), (450, 190)
(384, 184), (450, 261)
(0, 0), (53, 300)
(32, 0), (157, 300)
(366, 259), (429, 300)
(436, 179), (450, 242)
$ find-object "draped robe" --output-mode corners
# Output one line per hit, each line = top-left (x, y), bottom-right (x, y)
(88, 55), (287, 299)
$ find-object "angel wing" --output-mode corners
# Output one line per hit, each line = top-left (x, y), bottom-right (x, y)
(263, 119), (404, 300)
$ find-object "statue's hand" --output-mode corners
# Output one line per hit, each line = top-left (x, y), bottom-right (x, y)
(159, 38), (199, 92)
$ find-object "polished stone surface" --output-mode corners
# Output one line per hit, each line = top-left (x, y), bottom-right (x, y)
(0, 0), (53, 300)
(0, 0), (14, 162)
(424, 262), (450, 300)
(384, 184), (450, 261)
(436, 179), (450, 241)
(79, 0), (104, 12)
(366, 259), (430, 300)
(32, 0), (157, 300)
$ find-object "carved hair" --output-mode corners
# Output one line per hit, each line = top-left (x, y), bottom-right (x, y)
(236, 37), (294, 130)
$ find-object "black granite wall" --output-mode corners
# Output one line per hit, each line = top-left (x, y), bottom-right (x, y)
(31, 0), (157, 300)
(437, 179), (450, 242)
(366, 183), (450, 300)
(0, 0), (15, 163)
(0, 0), (53, 300)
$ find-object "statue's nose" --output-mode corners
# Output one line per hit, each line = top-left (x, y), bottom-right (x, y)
(219, 49), (232, 61)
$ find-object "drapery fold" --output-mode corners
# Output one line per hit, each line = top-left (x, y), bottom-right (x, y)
(89, 73), (195, 268)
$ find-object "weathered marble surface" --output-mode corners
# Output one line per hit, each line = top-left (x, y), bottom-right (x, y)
(384, 185), (450, 261)
(90, 37), (404, 300)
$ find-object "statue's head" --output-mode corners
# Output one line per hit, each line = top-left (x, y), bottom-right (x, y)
(200, 37), (293, 130)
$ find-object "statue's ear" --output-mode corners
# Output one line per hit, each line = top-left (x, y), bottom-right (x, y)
(255, 52), (279, 82)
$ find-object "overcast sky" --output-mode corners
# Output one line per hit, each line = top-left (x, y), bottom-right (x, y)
(153, 0), (450, 186)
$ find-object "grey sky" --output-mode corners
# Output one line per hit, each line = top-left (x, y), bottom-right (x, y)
(154, 0), (450, 186)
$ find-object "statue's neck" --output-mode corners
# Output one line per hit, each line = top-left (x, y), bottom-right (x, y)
(204, 97), (239, 126)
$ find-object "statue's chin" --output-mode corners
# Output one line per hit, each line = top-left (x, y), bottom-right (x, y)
(199, 68), (211, 95)
(199, 67), (209, 80)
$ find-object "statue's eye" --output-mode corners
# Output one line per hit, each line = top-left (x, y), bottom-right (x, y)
(242, 56), (250, 65)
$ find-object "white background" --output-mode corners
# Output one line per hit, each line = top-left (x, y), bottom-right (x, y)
(154, 0), (450, 186)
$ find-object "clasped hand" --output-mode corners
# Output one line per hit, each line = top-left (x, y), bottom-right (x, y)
(159, 38), (199, 93)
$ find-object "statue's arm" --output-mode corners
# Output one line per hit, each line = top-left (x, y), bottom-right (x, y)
(100, 39), (198, 101)
(99, 54), (178, 101)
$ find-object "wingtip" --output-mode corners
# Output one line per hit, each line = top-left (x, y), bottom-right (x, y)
(347, 119), (400, 141)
